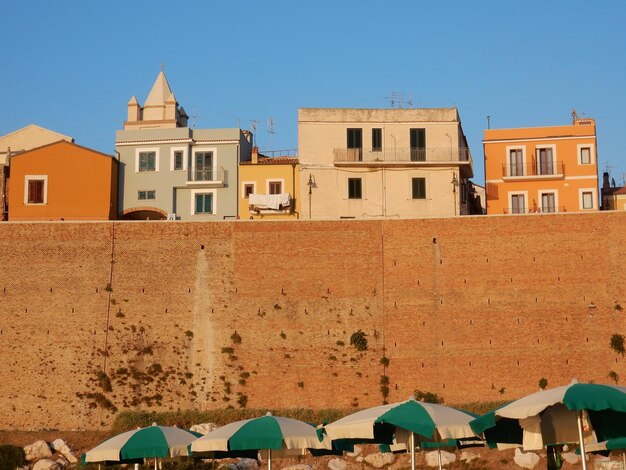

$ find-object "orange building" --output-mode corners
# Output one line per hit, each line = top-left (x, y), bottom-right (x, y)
(8, 140), (118, 221)
(484, 117), (599, 214)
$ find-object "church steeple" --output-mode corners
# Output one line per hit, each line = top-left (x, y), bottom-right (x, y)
(123, 71), (187, 130)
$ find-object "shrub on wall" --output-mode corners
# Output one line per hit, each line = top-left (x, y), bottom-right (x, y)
(350, 330), (368, 351)
(610, 334), (625, 356)
(414, 390), (443, 404)
(0, 445), (26, 470)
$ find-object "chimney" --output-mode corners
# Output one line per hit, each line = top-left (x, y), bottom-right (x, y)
(252, 146), (259, 164)
(603, 172), (611, 190)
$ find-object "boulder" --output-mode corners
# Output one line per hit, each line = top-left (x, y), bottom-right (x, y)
(191, 423), (218, 435)
(346, 445), (362, 458)
(32, 459), (61, 470)
(328, 458), (347, 470)
(460, 450), (480, 463)
(513, 448), (540, 469)
(236, 458), (259, 470)
(219, 465), (238, 470)
(283, 465), (313, 470)
(55, 457), (69, 468)
(24, 441), (53, 461)
(62, 452), (78, 464)
(561, 452), (579, 465)
(364, 452), (395, 468)
(425, 450), (456, 467)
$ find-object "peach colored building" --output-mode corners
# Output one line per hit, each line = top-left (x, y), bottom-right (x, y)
(8, 140), (118, 221)
(239, 148), (300, 220)
(484, 117), (599, 214)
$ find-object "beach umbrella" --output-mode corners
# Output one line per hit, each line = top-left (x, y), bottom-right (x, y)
(324, 397), (478, 470)
(470, 380), (626, 470)
(83, 424), (201, 468)
(191, 412), (330, 469)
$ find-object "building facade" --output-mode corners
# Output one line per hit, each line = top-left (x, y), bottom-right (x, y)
(8, 140), (118, 221)
(298, 108), (475, 220)
(0, 124), (73, 221)
(115, 72), (252, 220)
(484, 117), (599, 214)
(239, 148), (300, 220)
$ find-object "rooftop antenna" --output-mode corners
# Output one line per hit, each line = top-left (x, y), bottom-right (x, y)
(267, 117), (275, 150)
(250, 120), (258, 147)
(190, 105), (199, 129)
(385, 92), (413, 109)
(487, 115), (491, 129)
(571, 108), (579, 123)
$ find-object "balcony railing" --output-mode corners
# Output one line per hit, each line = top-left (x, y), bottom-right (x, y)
(187, 166), (224, 183)
(502, 161), (564, 178)
(502, 206), (566, 214)
(334, 147), (472, 164)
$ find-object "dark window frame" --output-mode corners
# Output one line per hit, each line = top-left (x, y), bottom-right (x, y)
(27, 180), (45, 204)
(138, 151), (156, 172)
(348, 178), (362, 199)
(174, 151), (184, 170)
(411, 177), (426, 199)
(372, 128), (382, 152)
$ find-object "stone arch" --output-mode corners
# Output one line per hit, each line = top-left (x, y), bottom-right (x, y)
(120, 206), (168, 220)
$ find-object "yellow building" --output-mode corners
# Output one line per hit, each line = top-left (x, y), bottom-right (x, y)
(298, 108), (475, 220)
(484, 116), (599, 214)
(239, 148), (300, 220)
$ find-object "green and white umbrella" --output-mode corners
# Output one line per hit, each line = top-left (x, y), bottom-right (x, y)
(191, 413), (330, 469)
(324, 397), (478, 470)
(83, 424), (201, 466)
(470, 380), (626, 470)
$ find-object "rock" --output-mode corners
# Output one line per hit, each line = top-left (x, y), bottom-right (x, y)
(236, 458), (259, 470)
(356, 456), (364, 462)
(561, 452), (579, 465)
(62, 452), (78, 464)
(283, 465), (313, 470)
(328, 458), (347, 470)
(190, 423), (218, 435)
(425, 450), (456, 467)
(346, 445), (362, 457)
(24, 441), (53, 461)
(55, 457), (69, 468)
(364, 452), (395, 468)
(219, 465), (238, 470)
(460, 450), (480, 462)
(50, 439), (67, 453)
(32, 459), (61, 470)
(514, 448), (540, 469)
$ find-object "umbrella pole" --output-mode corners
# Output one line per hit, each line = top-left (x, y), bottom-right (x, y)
(268, 448), (271, 470)
(410, 431), (415, 470)
(576, 411), (588, 470)
(438, 446), (442, 470)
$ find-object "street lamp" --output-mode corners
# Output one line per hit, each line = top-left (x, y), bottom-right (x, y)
(307, 174), (317, 219)
(451, 173), (459, 216)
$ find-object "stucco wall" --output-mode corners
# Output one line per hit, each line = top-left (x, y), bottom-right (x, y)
(0, 212), (624, 430)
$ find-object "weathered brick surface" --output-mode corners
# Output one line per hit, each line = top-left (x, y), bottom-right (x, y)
(0, 213), (624, 430)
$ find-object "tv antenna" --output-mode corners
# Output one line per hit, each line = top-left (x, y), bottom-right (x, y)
(267, 117), (275, 150)
(385, 92), (413, 109)
(250, 120), (258, 147)
(190, 105), (200, 129)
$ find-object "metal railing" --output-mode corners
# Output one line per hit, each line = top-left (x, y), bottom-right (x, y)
(334, 147), (471, 163)
(502, 161), (564, 178)
(187, 166), (224, 182)
(502, 206), (566, 214)
(259, 148), (298, 158)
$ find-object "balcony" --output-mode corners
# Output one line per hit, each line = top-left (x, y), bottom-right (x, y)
(187, 166), (224, 186)
(333, 147), (472, 165)
(502, 206), (567, 215)
(502, 161), (564, 180)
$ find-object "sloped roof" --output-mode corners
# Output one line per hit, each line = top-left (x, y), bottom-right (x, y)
(0, 124), (73, 145)
(144, 71), (174, 107)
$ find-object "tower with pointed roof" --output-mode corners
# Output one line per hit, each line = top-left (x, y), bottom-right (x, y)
(124, 72), (188, 130)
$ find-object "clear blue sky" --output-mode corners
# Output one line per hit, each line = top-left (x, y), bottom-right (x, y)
(2, 1), (625, 184)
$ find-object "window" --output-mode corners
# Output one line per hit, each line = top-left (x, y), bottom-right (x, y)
(139, 151), (156, 172)
(194, 151), (213, 181)
(174, 151), (184, 170)
(580, 147), (591, 165)
(138, 190), (156, 200)
(268, 181), (282, 195)
(195, 193), (214, 214)
(27, 179), (45, 204)
(541, 192), (556, 213)
(244, 184), (254, 198)
(509, 149), (524, 176)
(511, 194), (525, 214)
(537, 148), (554, 175)
(410, 128), (426, 161)
(348, 178), (362, 199)
(412, 177), (426, 199)
(347, 128), (362, 161)
(372, 128), (382, 152)
(582, 191), (593, 209)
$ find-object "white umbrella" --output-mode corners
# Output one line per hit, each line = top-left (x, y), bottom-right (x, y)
(191, 412), (330, 469)
(325, 397), (477, 470)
